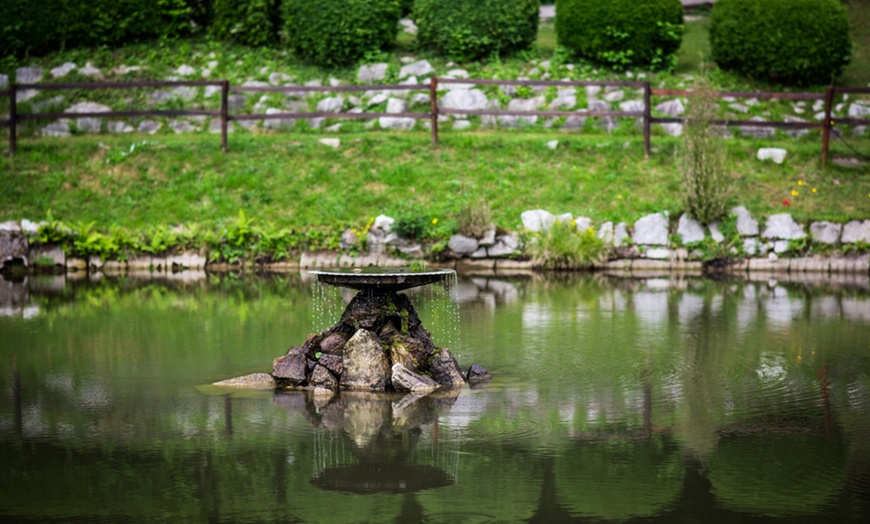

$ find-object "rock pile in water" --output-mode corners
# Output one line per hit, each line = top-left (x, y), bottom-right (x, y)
(272, 290), (489, 393)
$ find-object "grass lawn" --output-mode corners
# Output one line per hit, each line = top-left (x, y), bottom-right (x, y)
(2, 130), (868, 238)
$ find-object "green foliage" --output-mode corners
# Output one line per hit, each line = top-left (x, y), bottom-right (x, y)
(679, 80), (729, 225)
(393, 211), (430, 241)
(530, 221), (606, 269)
(555, 0), (684, 70)
(283, 0), (401, 67)
(709, 0), (852, 86)
(1, 0), (193, 57)
(210, 0), (280, 47)
(414, 0), (540, 62)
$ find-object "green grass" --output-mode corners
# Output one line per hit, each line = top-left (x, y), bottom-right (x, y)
(2, 130), (868, 237)
(842, 0), (870, 87)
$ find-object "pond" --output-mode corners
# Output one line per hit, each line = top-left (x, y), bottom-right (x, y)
(1, 271), (870, 523)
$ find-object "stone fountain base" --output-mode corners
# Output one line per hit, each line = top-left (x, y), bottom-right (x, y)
(271, 290), (489, 393)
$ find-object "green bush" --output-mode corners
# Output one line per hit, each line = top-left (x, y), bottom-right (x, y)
(1, 0), (193, 58)
(210, 0), (280, 47)
(530, 221), (606, 269)
(415, 0), (539, 62)
(555, 0), (684, 70)
(283, 0), (401, 67)
(709, 0), (852, 85)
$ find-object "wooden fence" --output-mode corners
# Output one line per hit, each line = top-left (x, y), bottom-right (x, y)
(2, 78), (868, 168)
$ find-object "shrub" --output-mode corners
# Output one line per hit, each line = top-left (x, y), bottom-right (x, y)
(283, 0), (400, 67)
(709, 0), (852, 85)
(415, 0), (539, 62)
(1, 0), (193, 57)
(211, 0), (281, 47)
(679, 80), (729, 225)
(555, 0), (684, 70)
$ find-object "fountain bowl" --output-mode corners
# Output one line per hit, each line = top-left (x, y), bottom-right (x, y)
(309, 268), (456, 293)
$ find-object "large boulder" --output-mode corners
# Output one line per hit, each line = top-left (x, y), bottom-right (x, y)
(676, 214), (705, 244)
(732, 206), (759, 236)
(841, 220), (870, 244)
(521, 209), (556, 232)
(273, 347), (309, 387)
(429, 348), (466, 388)
(358, 63), (388, 83)
(440, 89), (489, 112)
(392, 363), (440, 392)
(341, 329), (391, 390)
(810, 221), (842, 245)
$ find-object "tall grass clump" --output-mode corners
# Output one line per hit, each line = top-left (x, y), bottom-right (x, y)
(710, 0), (852, 85)
(530, 221), (606, 269)
(679, 80), (729, 225)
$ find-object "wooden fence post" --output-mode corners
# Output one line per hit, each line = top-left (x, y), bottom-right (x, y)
(430, 77), (439, 146)
(9, 83), (17, 156)
(643, 82), (651, 158)
(821, 86), (834, 169)
(221, 79), (229, 153)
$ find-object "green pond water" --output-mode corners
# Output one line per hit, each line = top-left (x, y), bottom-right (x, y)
(1, 271), (870, 523)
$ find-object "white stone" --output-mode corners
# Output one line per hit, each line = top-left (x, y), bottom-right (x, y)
(708, 223), (725, 243)
(521, 209), (556, 233)
(16, 67), (43, 83)
(449, 235), (480, 255)
(50, 62), (77, 78)
(661, 123), (683, 136)
(614, 222), (629, 246)
(379, 98), (415, 130)
(318, 138), (340, 148)
(399, 60), (434, 79)
(358, 63), (388, 83)
(585, 85), (601, 98)
(574, 216), (593, 233)
(79, 62), (102, 78)
(644, 248), (670, 259)
(138, 120), (161, 134)
(810, 221), (842, 244)
(453, 120), (471, 131)
(848, 102), (870, 118)
(550, 96), (576, 110)
(176, 64), (196, 76)
(597, 222), (614, 243)
(373, 215), (394, 233)
(655, 99), (684, 117)
(108, 121), (134, 133)
(317, 97), (344, 113)
(633, 213), (669, 246)
(677, 214), (705, 244)
(619, 100), (645, 113)
(762, 214), (806, 240)
(731, 206), (759, 236)
(757, 148), (787, 164)
(555, 213), (573, 224)
(440, 89), (489, 112)
(0, 74), (7, 89)
(41, 122), (70, 137)
(499, 96), (545, 127)
(604, 90), (624, 102)
(743, 237), (760, 256)
(546, 140), (558, 150)
(841, 220), (870, 243)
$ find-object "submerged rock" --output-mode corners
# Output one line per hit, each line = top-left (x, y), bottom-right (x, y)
(213, 373), (276, 389)
(392, 363), (440, 392)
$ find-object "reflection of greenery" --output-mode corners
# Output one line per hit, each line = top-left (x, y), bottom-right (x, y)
(555, 437), (683, 521)
(708, 436), (847, 517)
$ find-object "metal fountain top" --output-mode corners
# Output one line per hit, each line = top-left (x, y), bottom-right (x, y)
(309, 267), (456, 293)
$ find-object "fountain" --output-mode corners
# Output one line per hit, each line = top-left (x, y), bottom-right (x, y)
(269, 268), (490, 393)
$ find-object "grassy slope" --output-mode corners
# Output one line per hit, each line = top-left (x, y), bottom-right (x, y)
(2, 131), (868, 235)
(2, 7), (869, 237)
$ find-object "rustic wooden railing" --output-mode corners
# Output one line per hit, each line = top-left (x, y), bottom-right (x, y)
(2, 78), (868, 168)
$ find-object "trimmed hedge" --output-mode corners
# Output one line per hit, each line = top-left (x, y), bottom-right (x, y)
(710, 0), (852, 86)
(555, 0), (684, 70)
(1, 0), (193, 58)
(210, 0), (281, 47)
(283, 0), (401, 67)
(415, 0), (539, 62)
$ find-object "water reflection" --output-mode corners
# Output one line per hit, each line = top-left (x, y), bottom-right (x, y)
(2, 271), (870, 522)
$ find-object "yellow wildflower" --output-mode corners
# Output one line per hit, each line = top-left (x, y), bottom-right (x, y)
(432, 218), (438, 225)
(812, 188), (817, 193)
(617, 194), (623, 199)
(791, 190), (799, 197)
(798, 180), (804, 186)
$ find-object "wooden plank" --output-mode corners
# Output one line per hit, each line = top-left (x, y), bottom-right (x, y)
(438, 78), (646, 88)
(18, 110), (221, 120)
(15, 80), (223, 90)
(230, 83), (429, 93)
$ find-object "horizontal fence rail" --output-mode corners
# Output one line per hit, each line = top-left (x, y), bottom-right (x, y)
(2, 78), (869, 167)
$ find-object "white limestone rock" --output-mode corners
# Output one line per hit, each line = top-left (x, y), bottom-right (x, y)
(757, 148), (787, 164)
(521, 209), (556, 233)
(633, 213), (669, 246)
(677, 214), (705, 244)
(841, 220), (870, 244)
(810, 221), (842, 245)
(731, 206), (759, 236)
(762, 214), (806, 240)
